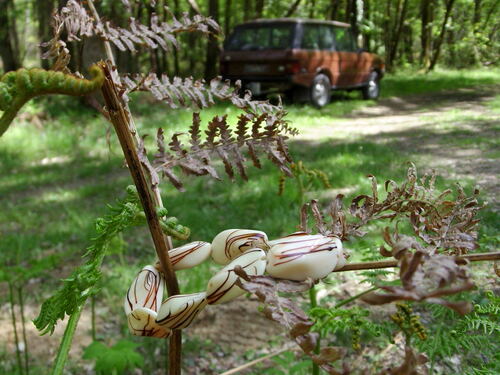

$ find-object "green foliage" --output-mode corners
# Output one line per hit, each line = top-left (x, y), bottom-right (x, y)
(83, 340), (144, 375)
(417, 291), (500, 373)
(265, 351), (311, 375)
(0, 253), (61, 285)
(278, 160), (331, 199)
(0, 66), (104, 137)
(358, 246), (395, 286)
(390, 303), (428, 342)
(33, 185), (190, 335)
(310, 306), (390, 351)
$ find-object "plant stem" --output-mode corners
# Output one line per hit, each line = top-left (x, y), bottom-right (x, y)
(87, 2), (178, 370)
(51, 305), (83, 375)
(334, 287), (380, 309)
(91, 295), (96, 341)
(17, 286), (29, 375)
(99, 63), (182, 375)
(331, 252), (500, 273)
(309, 285), (320, 375)
(8, 282), (24, 375)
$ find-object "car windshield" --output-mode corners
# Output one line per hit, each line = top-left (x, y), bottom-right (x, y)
(225, 24), (294, 51)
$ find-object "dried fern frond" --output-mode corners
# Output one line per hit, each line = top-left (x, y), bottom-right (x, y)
(123, 74), (283, 114)
(300, 165), (482, 255)
(234, 267), (346, 375)
(139, 112), (296, 191)
(42, 0), (220, 70)
(361, 248), (474, 315)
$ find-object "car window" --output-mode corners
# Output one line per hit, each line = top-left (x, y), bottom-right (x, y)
(319, 25), (335, 50)
(301, 24), (335, 50)
(333, 27), (356, 52)
(301, 24), (321, 49)
(225, 24), (294, 51)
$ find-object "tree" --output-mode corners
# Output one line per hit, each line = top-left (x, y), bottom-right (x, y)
(204, 0), (220, 80)
(0, 0), (20, 72)
(285, 0), (302, 17)
(428, 0), (456, 70)
(420, 0), (433, 68)
(386, 0), (409, 69)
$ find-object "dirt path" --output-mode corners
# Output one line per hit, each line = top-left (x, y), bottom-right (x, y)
(299, 85), (500, 209)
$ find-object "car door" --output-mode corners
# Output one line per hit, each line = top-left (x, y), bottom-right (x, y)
(299, 24), (324, 84)
(333, 26), (358, 87)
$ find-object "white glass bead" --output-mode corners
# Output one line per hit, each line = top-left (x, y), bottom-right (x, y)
(207, 248), (267, 304)
(168, 241), (212, 270)
(266, 233), (343, 281)
(127, 307), (171, 338)
(156, 292), (208, 330)
(210, 229), (269, 265)
(124, 265), (164, 315)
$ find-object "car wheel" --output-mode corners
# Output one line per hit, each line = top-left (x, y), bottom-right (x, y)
(362, 71), (380, 100)
(310, 74), (331, 108)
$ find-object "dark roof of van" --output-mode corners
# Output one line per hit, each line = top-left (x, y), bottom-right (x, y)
(238, 18), (351, 28)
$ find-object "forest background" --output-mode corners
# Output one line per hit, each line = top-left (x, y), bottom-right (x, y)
(0, 0), (498, 77)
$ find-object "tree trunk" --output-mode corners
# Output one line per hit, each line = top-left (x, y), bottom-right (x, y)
(285, 0), (302, 17)
(473, 0), (482, 26)
(420, 0), (433, 68)
(329, 0), (342, 20)
(482, 0), (499, 30)
(403, 24), (413, 64)
(188, 6), (197, 76)
(344, 0), (352, 23)
(387, 0), (408, 68)
(255, 0), (265, 18)
(309, 0), (316, 18)
(224, 0), (233, 36)
(205, 0), (219, 80)
(173, 0), (180, 76)
(364, 0), (371, 50)
(349, 0), (359, 39)
(383, 0), (393, 69)
(37, 0), (55, 69)
(243, 0), (252, 21)
(428, 0), (456, 71)
(0, 0), (20, 72)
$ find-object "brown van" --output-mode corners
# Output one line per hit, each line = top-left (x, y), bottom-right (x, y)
(220, 18), (385, 107)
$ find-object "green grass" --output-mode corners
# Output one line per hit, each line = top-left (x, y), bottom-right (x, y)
(1, 68), (497, 288)
(0, 68), (499, 373)
(382, 68), (500, 97)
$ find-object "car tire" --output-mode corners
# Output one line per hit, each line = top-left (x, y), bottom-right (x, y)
(310, 74), (331, 108)
(362, 71), (380, 100)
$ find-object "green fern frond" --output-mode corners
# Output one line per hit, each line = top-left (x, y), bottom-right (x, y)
(33, 186), (190, 335)
(310, 306), (389, 350)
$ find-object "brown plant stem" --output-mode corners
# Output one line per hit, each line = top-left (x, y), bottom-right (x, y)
(8, 282), (24, 375)
(219, 347), (295, 375)
(17, 286), (29, 375)
(332, 251), (500, 272)
(99, 63), (182, 375)
(87, 1), (175, 368)
(86, 0), (168, 235)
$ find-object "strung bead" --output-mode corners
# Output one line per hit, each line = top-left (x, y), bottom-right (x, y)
(168, 241), (212, 271)
(266, 232), (343, 281)
(210, 229), (269, 265)
(156, 292), (208, 330)
(124, 265), (170, 337)
(207, 248), (267, 304)
(127, 307), (171, 338)
(124, 265), (164, 315)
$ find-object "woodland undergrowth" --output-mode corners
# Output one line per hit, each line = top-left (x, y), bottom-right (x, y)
(0, 1), (498, 375)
